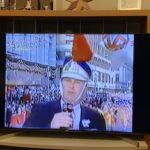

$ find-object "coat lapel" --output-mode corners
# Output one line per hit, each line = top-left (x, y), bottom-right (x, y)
(79, 106), (91, 130)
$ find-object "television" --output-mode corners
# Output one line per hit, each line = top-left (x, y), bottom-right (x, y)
(0, 33), (6, 133)
(0, 33), (150, 135)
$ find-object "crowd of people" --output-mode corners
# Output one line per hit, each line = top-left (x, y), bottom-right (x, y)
(82, 91), (132, 132)
(5, 84), (132, 132)
(5, 85), (60, 128)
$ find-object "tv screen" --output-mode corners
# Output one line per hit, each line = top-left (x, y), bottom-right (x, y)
(1, 33), (150, 134)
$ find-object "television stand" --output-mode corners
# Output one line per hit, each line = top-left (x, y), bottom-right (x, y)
(0, 132), (148, 150)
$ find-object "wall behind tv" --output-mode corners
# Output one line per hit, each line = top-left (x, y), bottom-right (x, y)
(53, 0), (150, 10)
(14, 0), (150, 10)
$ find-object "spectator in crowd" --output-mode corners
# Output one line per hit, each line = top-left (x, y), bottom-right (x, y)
(22, 87), (32, 104)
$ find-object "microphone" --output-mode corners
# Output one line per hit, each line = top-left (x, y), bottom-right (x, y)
(63, 103), (73, 113)
(61, 103), (73, 129)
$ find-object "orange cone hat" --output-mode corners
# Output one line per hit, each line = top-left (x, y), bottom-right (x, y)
(72, 34), (93, 62)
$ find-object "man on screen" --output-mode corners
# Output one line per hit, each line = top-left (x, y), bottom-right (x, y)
(23, 57), (106, 130)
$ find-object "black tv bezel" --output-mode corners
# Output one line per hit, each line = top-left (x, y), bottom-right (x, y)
(0, 33), (150, 136)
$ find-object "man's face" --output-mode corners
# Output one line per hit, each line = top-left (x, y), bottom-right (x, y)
(62, 77), (86, 104)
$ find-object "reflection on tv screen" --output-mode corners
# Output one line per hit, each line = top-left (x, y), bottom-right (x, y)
(5, 33), (134, 132)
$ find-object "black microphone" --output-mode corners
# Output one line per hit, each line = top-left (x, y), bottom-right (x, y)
(60, 103), (73, 130)
(63, 103), (73, 113)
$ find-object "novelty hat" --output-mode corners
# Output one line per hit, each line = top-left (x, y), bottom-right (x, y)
(61, 34), (93, 81)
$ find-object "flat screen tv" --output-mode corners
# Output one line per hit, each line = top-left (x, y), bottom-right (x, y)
(0, 33), (150, 135)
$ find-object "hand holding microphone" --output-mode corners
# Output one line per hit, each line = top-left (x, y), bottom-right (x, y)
(50, 103), (73, 129)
